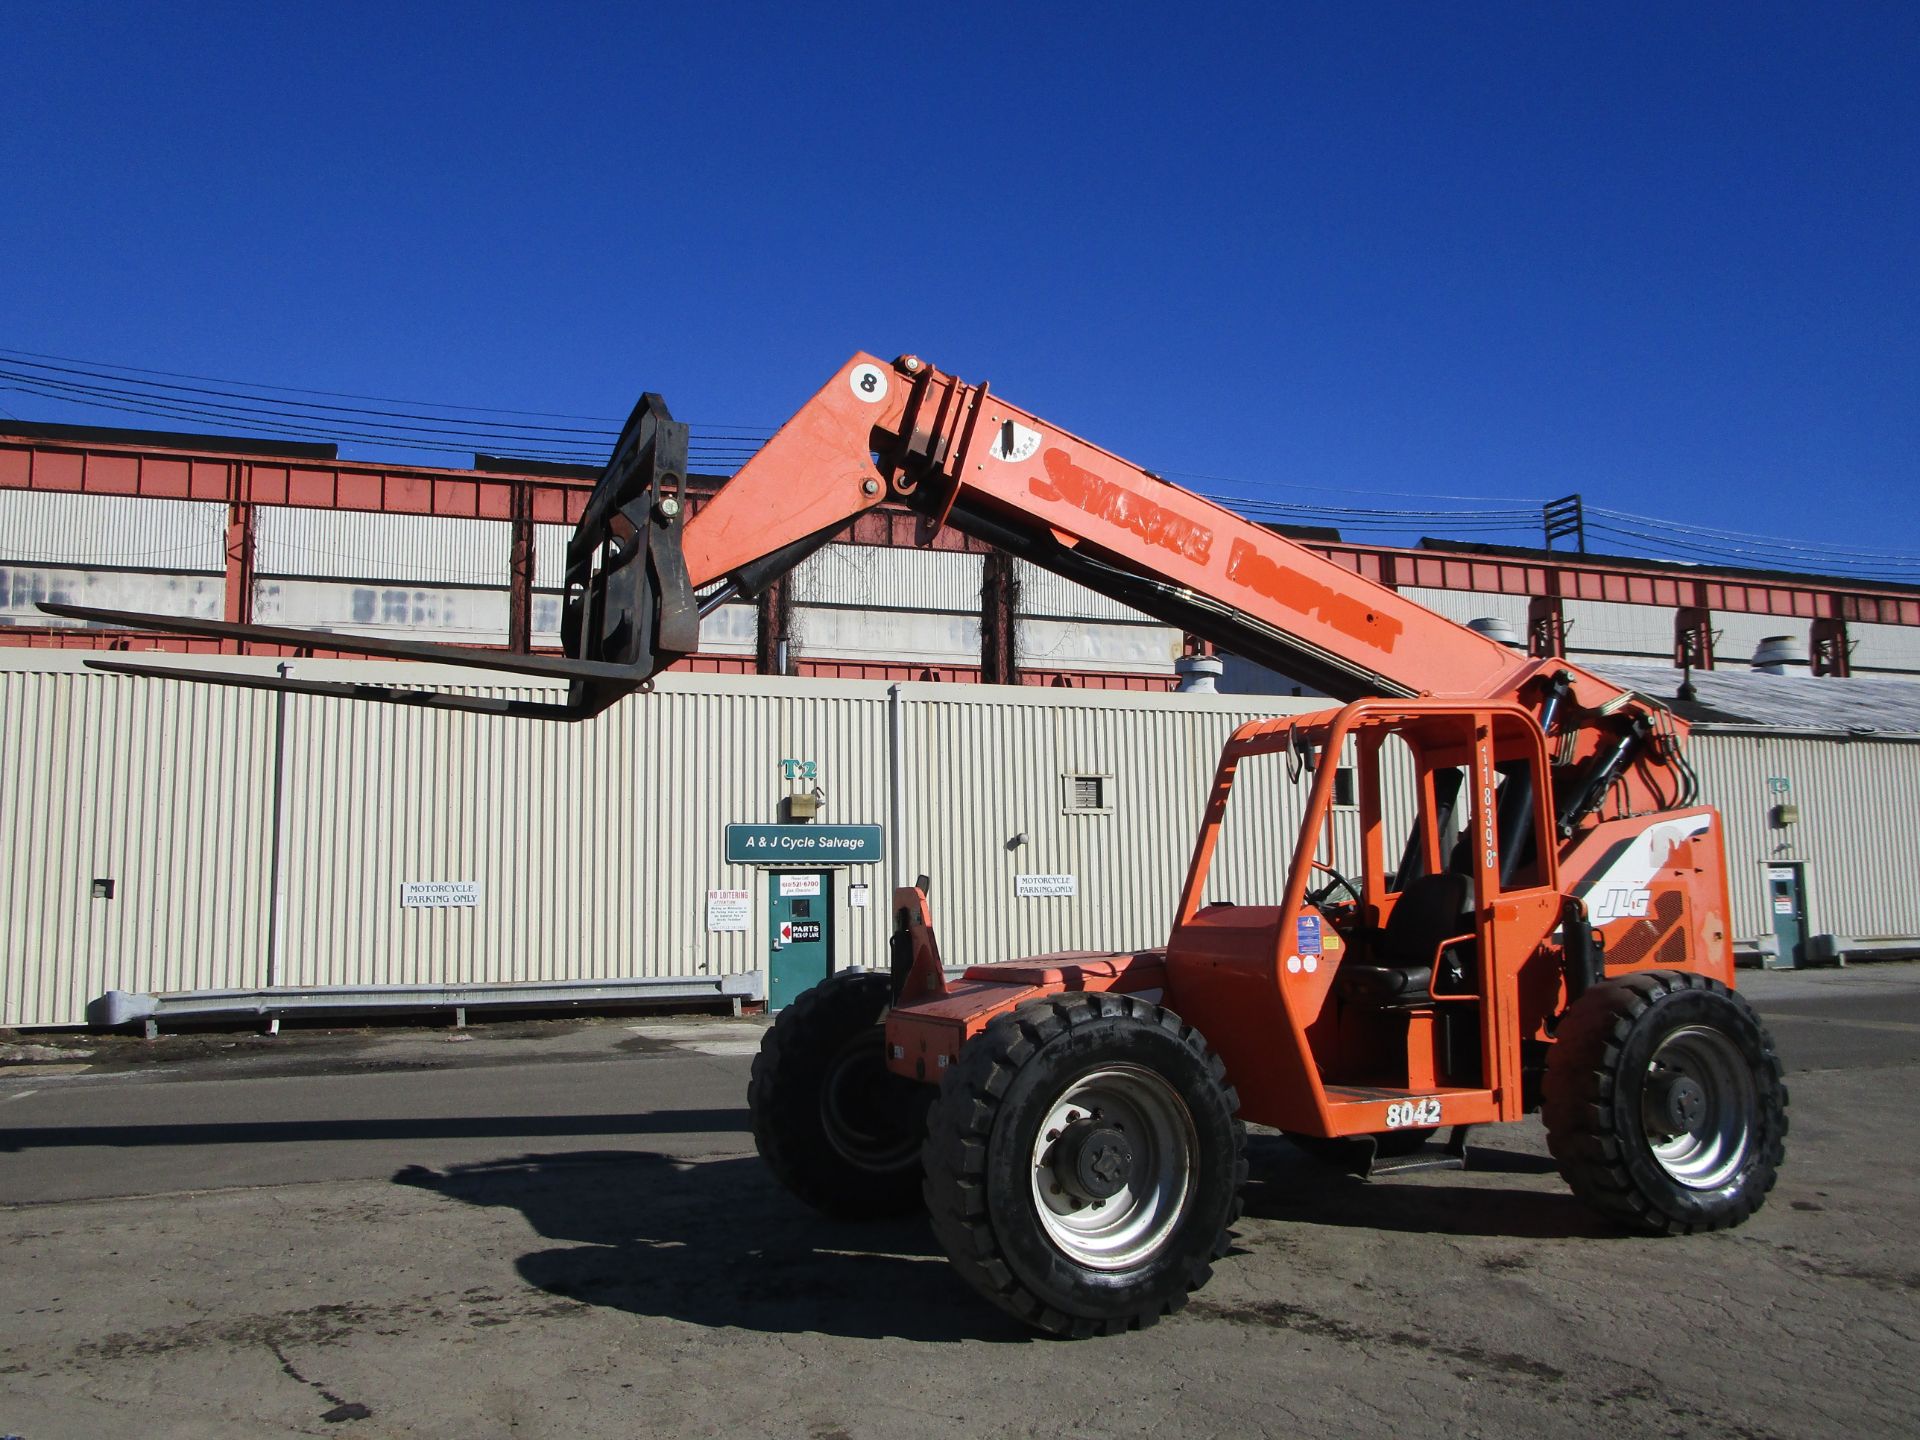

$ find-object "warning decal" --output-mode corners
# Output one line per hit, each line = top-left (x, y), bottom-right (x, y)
(1296, 914), (1323, 956)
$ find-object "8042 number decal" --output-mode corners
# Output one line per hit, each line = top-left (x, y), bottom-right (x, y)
(1385, 1098), (1442, 1129)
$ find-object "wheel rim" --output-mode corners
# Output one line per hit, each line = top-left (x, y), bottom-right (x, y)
(1029, 1065), (1196, 1271)
(1639, 1025), (1756, 1190)
(820, 1027), (920, 1171)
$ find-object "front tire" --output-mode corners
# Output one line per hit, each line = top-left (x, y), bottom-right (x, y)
(1543, 970), (1787, 1234)
(749, 969), (927, 1219)
(922, 993), (1245, 1337)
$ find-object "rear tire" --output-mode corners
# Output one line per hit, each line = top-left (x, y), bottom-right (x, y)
(1543, 970), (1787, 1234)
(922, 992), (1245, 1337)
(749, 969), (927, 1220)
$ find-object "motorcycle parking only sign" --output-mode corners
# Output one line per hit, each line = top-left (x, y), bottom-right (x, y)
(401, 881), (481, 909)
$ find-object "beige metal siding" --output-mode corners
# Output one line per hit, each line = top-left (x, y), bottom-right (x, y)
(1688, 730), (1920, 944)
(1399, 586), (1528, 632)
(793, 545), (982, 613)
(0, 659), (274, 1027)
(8, 647), (1918, 1028)
(1711, 613), (1789, 671)
(895, 687), (1320, 967)
(255, 509), (507, 585)
(253, 579), (510, 645)
(1, 567), (225, 626)
(1015, 561), (1159, 624)
(273, 671), (893, 990)
(1016, 617), (1180, 675)
(1852, 621), (1920, 674)
(0, 490), (226, 570)
(534, 523), (571, 588)
(1563, 598), (1670, 660)
(791, 606), (982, 669)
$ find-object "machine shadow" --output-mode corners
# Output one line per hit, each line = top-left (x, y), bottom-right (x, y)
(394, 1149), (1032, 1344)
(1238, 1134), (1619, 1241)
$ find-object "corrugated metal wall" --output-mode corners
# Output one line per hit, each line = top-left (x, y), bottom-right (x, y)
(1400, 586), (1528, 631)
(896, 687), (1301, 966)
(0, 490), (226, 570)
(254, 510), (506, 584)
(5, 650), (1917, 1027)
(272, 674), (894, 990)
(794, 545), (980, 612)
(1, 567), (225, 627)
(0, 660), (275, 1028)
(1851, 621), (1920, 673)
(1016, 561), (1160, 624)
(1688, 730), (1920, 944)
(1, 491), (228, 628)
(0, 656), (1312, 1026)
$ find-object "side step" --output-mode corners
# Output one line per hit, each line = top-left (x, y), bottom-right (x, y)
(1368, 1125), (1476, 1177)
(1294, 1125), (1477, 1179)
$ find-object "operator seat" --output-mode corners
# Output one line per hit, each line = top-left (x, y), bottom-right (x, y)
(1334, 872), (1475, 1006)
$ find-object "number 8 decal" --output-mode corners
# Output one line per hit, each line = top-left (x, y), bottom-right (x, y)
(848, 362), (888, 404)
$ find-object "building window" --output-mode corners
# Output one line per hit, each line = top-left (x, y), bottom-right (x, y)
(1332, 766), (1357, 808)
(1063, 773), (1112, 814)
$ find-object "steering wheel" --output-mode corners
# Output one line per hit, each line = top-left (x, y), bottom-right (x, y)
(1305, 860), (1362, 908)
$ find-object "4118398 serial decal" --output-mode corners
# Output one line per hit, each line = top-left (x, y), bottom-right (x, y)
(1384, 1098), (1442, 1129)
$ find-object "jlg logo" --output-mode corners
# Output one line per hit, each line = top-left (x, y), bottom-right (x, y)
(1591, 885), (1652, 923)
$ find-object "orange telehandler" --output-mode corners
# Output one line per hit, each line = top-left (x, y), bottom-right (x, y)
(49, 352), (1788, 1338)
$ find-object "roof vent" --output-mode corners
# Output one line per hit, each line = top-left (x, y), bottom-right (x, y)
(1751, 635), (1809, 675)
(1174, 653), (1223, 693)
(1467, 616), (1525, 649)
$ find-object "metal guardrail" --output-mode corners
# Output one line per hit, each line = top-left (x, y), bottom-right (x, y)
(87, 973), (763, 1035)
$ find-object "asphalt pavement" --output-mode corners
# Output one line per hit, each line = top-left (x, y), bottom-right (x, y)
(2, 966), (1917, 1439)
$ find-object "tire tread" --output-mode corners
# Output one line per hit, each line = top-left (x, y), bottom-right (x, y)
(922, 992), (1246, 1338)
(1543, 970), (1787, 1235)
(749, 969), (924, 1220)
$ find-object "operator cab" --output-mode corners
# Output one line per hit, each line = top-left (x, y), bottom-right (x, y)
(1164, 699), (1565, 1137)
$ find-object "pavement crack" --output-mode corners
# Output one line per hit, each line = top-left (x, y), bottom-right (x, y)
(1183, 1297), (1564, 1383)
(268, 1337), (372, 1424)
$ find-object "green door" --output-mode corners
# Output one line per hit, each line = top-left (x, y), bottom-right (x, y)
(1767, 864), (1808, 969)
(768, 870), (833, 1010)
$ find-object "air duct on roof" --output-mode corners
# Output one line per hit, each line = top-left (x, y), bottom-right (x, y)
(1468, 616), (1525, 650)
(1174, 653), (1223, 693)
(1752, 635), (1809, 675)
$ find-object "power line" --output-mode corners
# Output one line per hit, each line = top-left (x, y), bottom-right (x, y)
(0, 367), (616, 450)
(6, 346), (1911, 581)
(0, 370), (760, 467)
(0, 376), (614, 466)
(1583, 521), (1920, 579)
(1159, 466), (1542, 506)
(1587, 516), (1920, 574)
(0, 344), (622, 423)
(1588, 504), (1920, 563)
(0, 345), (776, 439)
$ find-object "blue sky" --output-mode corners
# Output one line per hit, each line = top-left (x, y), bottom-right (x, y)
(2, 3), (1915, 576)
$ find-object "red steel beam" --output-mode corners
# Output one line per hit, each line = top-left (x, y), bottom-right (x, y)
(4, 431), (1917, 631)
(0, 433), (590, 525)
